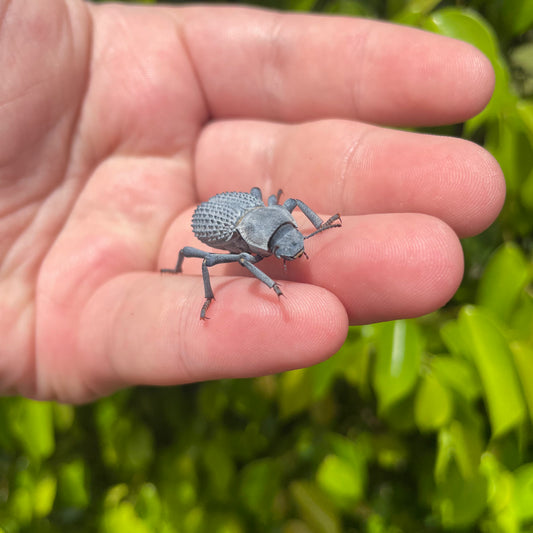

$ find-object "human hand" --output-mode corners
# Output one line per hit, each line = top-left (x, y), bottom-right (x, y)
(0, 1), (504, 402)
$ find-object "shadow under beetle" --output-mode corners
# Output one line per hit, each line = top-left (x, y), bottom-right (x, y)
(161, 187), (341, 319)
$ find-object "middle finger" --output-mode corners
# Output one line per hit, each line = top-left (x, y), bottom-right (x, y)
(195, 119), (504, 237)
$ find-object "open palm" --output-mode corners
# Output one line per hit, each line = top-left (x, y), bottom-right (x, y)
(0, 0), (504, 402)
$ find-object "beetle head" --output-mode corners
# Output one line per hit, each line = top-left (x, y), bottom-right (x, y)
(271, 224), (305, 260)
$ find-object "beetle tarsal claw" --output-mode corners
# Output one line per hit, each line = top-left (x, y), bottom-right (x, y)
(200, 298), (214, 320)
(273, 284), (283, 298)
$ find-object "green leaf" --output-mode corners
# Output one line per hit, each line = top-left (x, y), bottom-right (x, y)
(430, 356), (481, 401)
(513, 463), (533, 521)
(316, 454), (364, 507)
(57, 459), (89, 509)
(322, 0), (372, 16)
(458, 306), (526, 437)
(202, 442), (235, 498)
(423, 8), (499, 67)
(485, 113), (533, 196)
(239, 459), (280, 520)
(424, 8), (512, 133)
(33, 473), (57, 518)
(135, 483), (163, 529)
(477, 243), (531, 323)
(11, 399), (55, 461)
(101, 502), (152, 533)
(516, 100), (533, 143)
(415, 374), (453, 431)
(392, 0), (442, 25)
(479, 454), (516, 527)
(436, 420), (483, 483)
(500, 0), (533, 37)
(279, 369), (313, 419)
(436, 466), (487, 529)
(510, 342), (533, 423)
(290, 481), (341, 533)
(440, 320), (468, 357)
(521, 166), (533, 210)
(372, 320), (422, 413)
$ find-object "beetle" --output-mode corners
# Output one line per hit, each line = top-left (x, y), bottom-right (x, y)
(161, 186), (341, 319)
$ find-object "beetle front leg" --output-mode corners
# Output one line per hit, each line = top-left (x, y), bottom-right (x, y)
(283, 198), (341, 236)
(199, 259), (215, 319)
(238, 254), (283, 298)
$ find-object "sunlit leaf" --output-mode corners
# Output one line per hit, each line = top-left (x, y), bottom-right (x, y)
(101, 502), (152, 533)
(513, 463), (533, 521)
(392, 0), (442, 25)
(479, 453), (515, 521)
(440, 320), (468, 358)
(316, 454), (364, 507)
(458, 306), (526, 436)
(436, 420), (483, 483)
(57, 459), (89, 509)
(477, 242), (531, 323)
(415, 374), (453, 431)
(135, 483), (162, 528)
(430, 356), (481, 401)
(11, 399), (55, 461)
(424, 7), (512, 134)
(436, 463), (487, 528)
(33, 473), (57, 518)
(373, 320), (422, 413)
(510, 342), (533, 423)
(425, 8), (498, 59)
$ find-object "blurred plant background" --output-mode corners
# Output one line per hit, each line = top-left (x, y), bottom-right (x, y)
(1, 0), (533, 531)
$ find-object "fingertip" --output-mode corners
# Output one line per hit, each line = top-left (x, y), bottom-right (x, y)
(457, 140), (505, 237)
(465, 43), (496, 116)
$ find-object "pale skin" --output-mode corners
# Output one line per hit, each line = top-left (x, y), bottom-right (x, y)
(0, 0), (505, 403)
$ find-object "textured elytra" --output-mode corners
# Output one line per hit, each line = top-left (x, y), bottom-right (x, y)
(192, 191), (263, 247)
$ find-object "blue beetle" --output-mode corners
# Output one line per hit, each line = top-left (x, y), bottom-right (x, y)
(162, 187), (341, 318)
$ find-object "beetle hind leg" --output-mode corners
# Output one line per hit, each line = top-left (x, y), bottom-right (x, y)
(267, 189), (283, 206)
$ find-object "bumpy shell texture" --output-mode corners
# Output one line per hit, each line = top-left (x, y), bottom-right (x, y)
(192, 191), (263, 247)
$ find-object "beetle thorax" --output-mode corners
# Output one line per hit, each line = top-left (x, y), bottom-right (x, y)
(237, 205), (300, 256)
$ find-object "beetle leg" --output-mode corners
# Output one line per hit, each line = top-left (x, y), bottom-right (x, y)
(160, 246), (205, 274)
(268, 189), (283, 206)
(283, 198), (342, 234)
(161, 248), (283, 318)
(238, 254), (283, 298)
(162, 248), (242, 319)
(304, 214), (342, 240)
(250, 187), (263, 201)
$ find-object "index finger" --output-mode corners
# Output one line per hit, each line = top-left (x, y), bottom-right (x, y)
(178, 6), (494, 126)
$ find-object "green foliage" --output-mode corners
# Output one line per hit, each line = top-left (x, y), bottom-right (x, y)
(2, 0), (533, 532)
